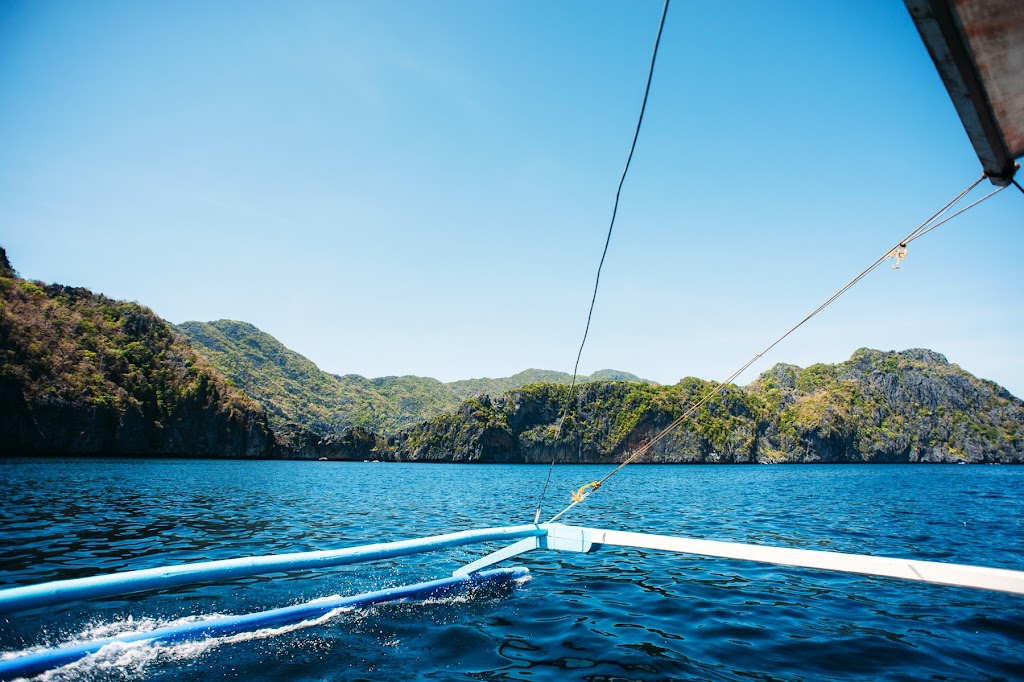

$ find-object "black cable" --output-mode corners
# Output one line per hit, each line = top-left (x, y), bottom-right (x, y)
(533, 0), (671, 523)
(572, 0), (670, 386)
(1013, 178), (1023, 197)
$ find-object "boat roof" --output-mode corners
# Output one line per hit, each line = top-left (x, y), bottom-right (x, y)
(906, 0), (1023, 185)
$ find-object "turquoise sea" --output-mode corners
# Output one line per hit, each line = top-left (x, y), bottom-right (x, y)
(0, 459), (1022, 681)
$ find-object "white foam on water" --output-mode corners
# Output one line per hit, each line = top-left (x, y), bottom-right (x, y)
(7, 606), (355, 681)
(419, 573), (532, 607)
(6, 576), (529, 679)
(1, 616), (171, 664)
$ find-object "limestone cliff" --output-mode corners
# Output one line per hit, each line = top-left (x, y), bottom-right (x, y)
(752, 348), (1023, 463)
(385, 351), (1023, 464)
(0, 248), (277, 457)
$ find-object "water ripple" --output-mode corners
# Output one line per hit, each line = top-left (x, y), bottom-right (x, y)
(0, 460), (1021, 681)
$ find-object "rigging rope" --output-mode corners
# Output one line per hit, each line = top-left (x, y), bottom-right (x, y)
(532, 0), (671, 524)
(546, 172), (1007, 524)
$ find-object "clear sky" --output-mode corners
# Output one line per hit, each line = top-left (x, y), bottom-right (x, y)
(1, 1), (1021, 396)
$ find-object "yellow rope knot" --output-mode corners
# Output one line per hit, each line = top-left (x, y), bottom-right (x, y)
(571, 481), (601, 503)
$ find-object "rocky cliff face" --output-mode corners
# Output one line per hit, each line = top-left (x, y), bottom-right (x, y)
(385, 350), (1023, 464)
(388, 379), (767, 463)
(753, 348), (1023, 463)
(273, 423), (383, 460)
(0, 249), (278, 457)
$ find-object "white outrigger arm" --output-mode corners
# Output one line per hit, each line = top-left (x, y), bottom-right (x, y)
(456, 524), (1024, 596)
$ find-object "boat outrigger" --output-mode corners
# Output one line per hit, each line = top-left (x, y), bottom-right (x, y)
(1, 0), (1021, 679)
(1, 522), (1023, 679)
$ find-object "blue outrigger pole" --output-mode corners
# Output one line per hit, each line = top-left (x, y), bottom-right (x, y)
(0, 525), (543, 680)
(0, 568), (527, 681)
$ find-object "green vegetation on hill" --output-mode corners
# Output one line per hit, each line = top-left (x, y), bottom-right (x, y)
(447, 368), (653, 401)
(177, 319), (652, 435)
(389, 349), (1023, 464)
(0, 248), (276, 457)
(369, 374), (460, 427)
(175, 320), (393, 433)
(393, 377), (764, 463)
(177, 320), (463, 433)
(750, 348), (1023, 462)
(176, 319), (1022, 463)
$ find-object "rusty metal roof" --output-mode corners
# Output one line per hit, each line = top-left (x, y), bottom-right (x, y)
(905, 0), (1023, 185)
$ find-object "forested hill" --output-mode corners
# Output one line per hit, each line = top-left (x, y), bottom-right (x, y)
(175, 319), (651, 435)
(386, 349), (1024, 464)
(0, 248), (277, 457)
(176, 320), (1022, 465)
(448, 368), (651, 401)
(3, 245), (1021, 463)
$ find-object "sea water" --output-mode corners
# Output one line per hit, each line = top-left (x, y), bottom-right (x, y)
(0, 459), (1021, 681)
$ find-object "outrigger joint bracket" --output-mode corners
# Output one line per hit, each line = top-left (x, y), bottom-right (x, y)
(454, 524), (599, 577)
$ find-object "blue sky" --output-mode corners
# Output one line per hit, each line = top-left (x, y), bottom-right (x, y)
(1, 1), (1021, 396)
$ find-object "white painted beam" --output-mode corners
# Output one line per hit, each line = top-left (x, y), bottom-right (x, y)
(572, 526), (1024, 596)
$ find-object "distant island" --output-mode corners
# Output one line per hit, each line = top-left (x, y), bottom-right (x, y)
(1, 246), (1021, 464)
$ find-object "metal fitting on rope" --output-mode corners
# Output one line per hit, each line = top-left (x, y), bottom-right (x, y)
(886, 243), (908, 269)
(571, 481), (601, 503)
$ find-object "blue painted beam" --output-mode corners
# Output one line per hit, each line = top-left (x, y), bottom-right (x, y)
(0, 525), (544, 614)
(0, 567), (529, 681)
(454, 537), (539, 576)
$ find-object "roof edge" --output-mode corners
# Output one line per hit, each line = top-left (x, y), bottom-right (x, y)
(905, 0), (1017, 185)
